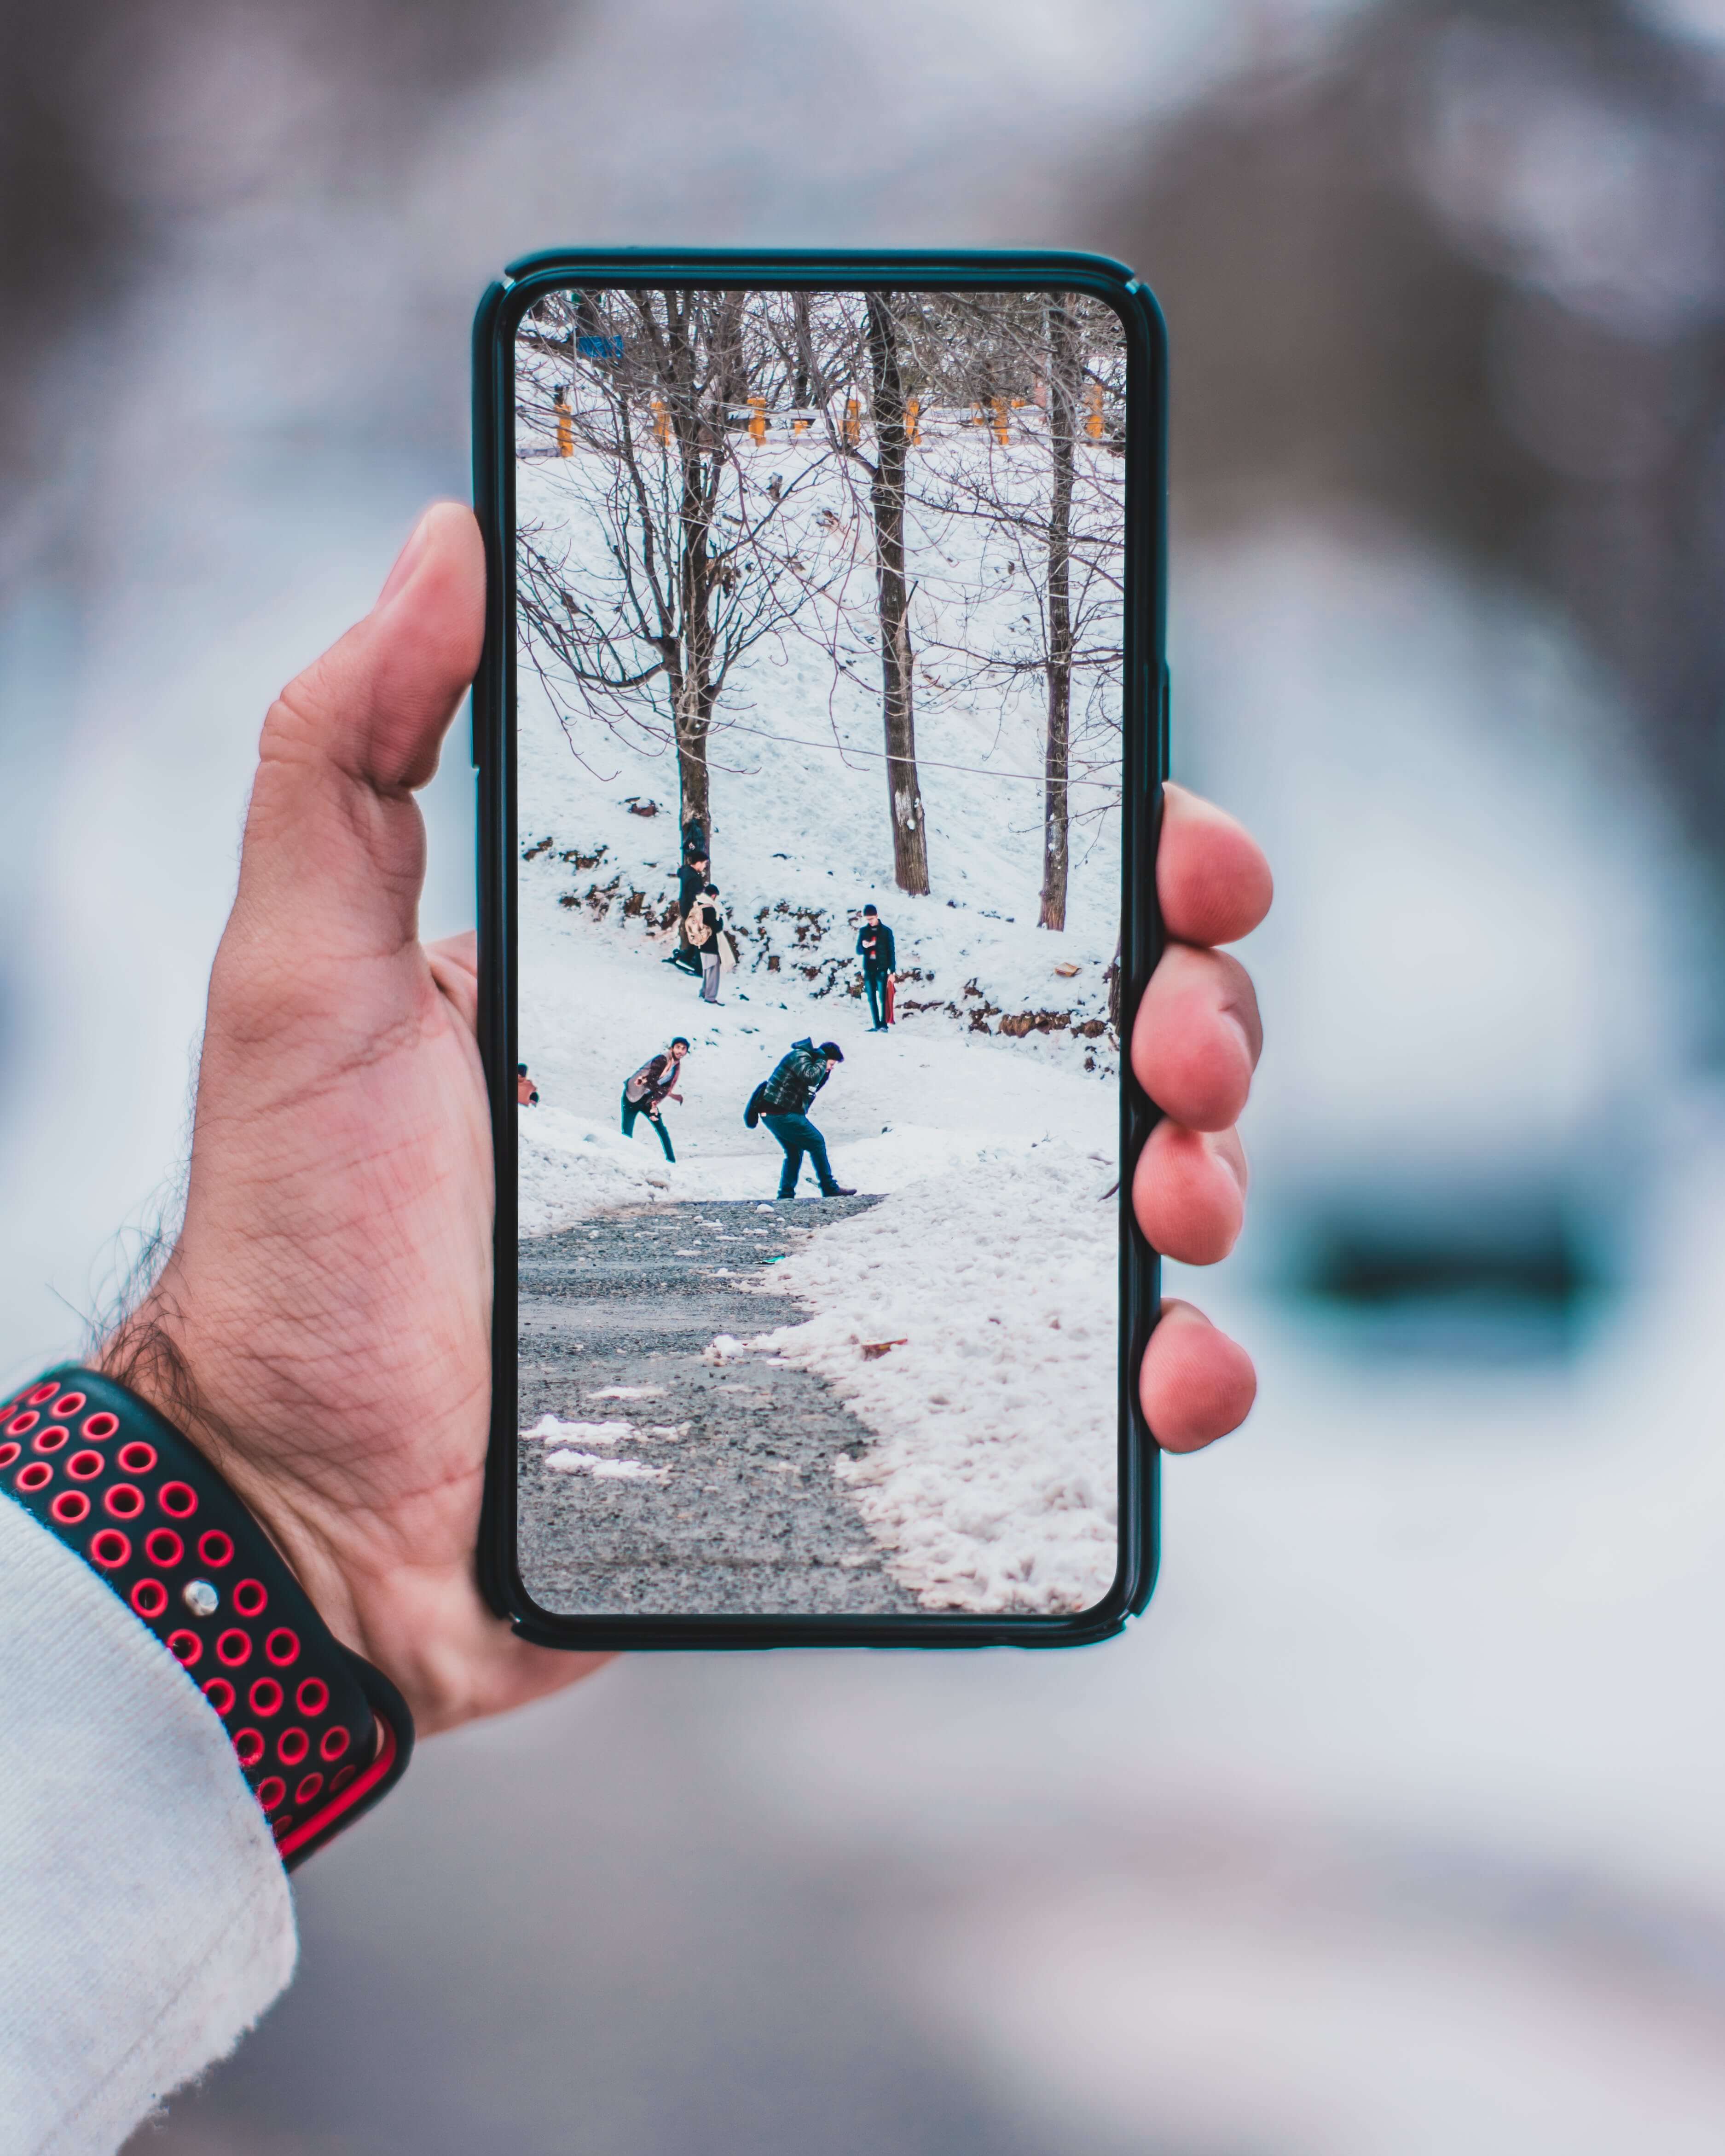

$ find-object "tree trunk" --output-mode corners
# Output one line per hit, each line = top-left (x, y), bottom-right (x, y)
(865, 292), (931, 898)
(1040, 297), (1079, 931)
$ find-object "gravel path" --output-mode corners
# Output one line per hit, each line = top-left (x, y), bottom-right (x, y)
(516, 1196), (922, 1617)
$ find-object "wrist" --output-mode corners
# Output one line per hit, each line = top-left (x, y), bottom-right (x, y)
(96, 1299), (384, 1700)
(2, 1360), (412, 1863)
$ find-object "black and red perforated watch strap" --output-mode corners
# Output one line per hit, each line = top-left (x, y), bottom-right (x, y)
(0, 1364), (412, 1869)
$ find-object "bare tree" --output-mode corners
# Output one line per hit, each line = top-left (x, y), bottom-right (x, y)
(908, 291), (1128, 927)
(515, 288), (825, 840)
(863, 294), (932, 896)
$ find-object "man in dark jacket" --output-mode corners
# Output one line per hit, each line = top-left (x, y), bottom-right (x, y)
(856, 904), (897, 1031)
(759, 1038), (854, 1198)
(621, 1037), (689, 1162)
(664, 854), (710, 975)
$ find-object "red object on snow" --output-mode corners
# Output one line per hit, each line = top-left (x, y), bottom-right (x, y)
(885, 975), (897, 1024)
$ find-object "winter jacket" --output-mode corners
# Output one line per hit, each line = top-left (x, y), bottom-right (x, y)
(762, 1038), (831, 1116)
(677, 863), (706, 918)
(856, 920), (896, 973)
(625, 1052), (680, 1108)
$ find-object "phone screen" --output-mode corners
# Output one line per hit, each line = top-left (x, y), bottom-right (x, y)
(509, 282), (1130, 1620)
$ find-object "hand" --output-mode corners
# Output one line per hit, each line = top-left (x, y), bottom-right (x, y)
(101, 504), (605, 1736)
(99, 505), (1268, 1740)
(1131, 783), (1272, 1449)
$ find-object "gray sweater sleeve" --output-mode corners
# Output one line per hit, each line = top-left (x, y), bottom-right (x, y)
(0, 1495), (296, 2154)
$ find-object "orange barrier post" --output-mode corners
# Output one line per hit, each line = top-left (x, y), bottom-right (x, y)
(991, 394), (1010, 444)
(1084, 380), (1105, 439)
(652, 397), (671, 445)
(905, 395), (920, 445)
(747, 395), (767, 444)
(555, 385), (573, 457)
(843, 397), (861, 446)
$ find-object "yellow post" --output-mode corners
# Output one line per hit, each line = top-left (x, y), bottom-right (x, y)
(555, 385), (573, 457)
(843, 396), (861, 447)
(991, 394), (1010, 445)
(652, 397), (671, 445)
(905, 395), (920, 445)
(1084, 380), (1105, 439)
(793, 414), (810, 436)
(748, 394), (767, 444)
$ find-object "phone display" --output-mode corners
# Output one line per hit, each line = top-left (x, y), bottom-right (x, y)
(475, 252), (1164, 1646)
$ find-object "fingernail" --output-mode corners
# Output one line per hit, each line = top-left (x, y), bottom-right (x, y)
(378, 508), (435, 607)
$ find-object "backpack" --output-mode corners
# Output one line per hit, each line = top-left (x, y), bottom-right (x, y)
(685, 911), (712, 948)
(744, 1080), (768, 1129)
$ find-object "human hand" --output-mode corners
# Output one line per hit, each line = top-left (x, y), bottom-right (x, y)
(100, 506), (1268, 1739)
(1132, 782), (1272, 1450)
(101, 503), (605, 1736)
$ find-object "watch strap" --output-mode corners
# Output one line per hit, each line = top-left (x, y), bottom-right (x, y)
(0, 1365), (412, 1868)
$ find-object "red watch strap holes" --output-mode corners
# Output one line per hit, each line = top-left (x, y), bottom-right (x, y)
(278, 1727), (309, 1766)
(33, 1426), (69, 1453)
(202, 1676), (235, 1714)
(50, 1393), (86, 1418)
(24, 1384), (57, 1407)
(319, 1725), (350, 1763)
(16, 1462), (52, 1493)
(116, 1441), (156, 1474)
(67, 1451), (104, 1480)
(264, 1628), (299, 1667)
(295, 1772), (324, 1805)
(197, 1529), (233, 1566)
(89, 1529), (130, 1568)
(233, 1728), (265, 1768)
(157, 1481), (197, 1518)
(103, 1483), (144, 1519)
(129, 1578), (168, 1620)
(296, 1678), (329, 1716)
(145, 1528), (183, 1567)
(249, 1678), (283, 1717)
(168, 1630), (203, 1668)
(256, 1776), (287, 1811)
(49, 1491), (90, 1526)
(83, 1413), (119, 1440)
(6, 1411), (38, 1436)
(215, 1630), (251, 1667)
(233, 1579), (267, 1618)
(0, 1443), (17, 1470)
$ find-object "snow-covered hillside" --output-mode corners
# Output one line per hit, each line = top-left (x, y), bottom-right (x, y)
(515, 405), (1129, 1615)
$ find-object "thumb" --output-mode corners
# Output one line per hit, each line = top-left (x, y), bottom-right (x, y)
(228, 503), (485, 963)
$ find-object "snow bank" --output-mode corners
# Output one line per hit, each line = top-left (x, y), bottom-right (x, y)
(755, 1143), (1120, 1614)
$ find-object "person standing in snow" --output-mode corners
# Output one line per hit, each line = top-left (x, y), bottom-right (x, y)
(855, 903), (897, 1031)
(694, 884), (725, 1005)
(663, 852), (710, 977)
(516, 1062), (539, 1106)
(757, 1038), (855, 1198)
(621, 1037), (689, 1162)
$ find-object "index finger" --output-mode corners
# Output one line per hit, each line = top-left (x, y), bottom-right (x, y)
(1158, 783), (1273, 948)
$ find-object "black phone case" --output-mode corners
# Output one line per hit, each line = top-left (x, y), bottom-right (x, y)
(472, 247), (1168, 1650)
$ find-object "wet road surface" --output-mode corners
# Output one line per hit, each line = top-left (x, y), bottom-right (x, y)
(516, 1196), (921, 1616)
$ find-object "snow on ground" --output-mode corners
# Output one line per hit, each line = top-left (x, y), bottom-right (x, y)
(753, 1146), (1120, 1613)
(515, 406), (1127, 1611)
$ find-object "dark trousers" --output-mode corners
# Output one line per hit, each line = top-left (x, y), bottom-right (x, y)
(762, 1111), (837, 1198)
(863, 969), (889, 1027)
(621, 1091), (675, 1162)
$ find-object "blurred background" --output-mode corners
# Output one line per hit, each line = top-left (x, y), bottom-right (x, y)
(5, 0), (1725, 2145)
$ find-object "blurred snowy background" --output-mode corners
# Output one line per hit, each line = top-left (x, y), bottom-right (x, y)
(4, 0), (1725, 2146)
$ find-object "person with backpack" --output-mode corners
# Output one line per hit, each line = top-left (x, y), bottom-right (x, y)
(660, 852), (710, 977)
(693, 884), (727, 1004)
(855, 903), (897, 1030)
(621, 1037), (689, 1162)
(751, 1038), (855, 1198)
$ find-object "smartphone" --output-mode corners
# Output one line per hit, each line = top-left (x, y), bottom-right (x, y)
(472, 249), (1167, 1648)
